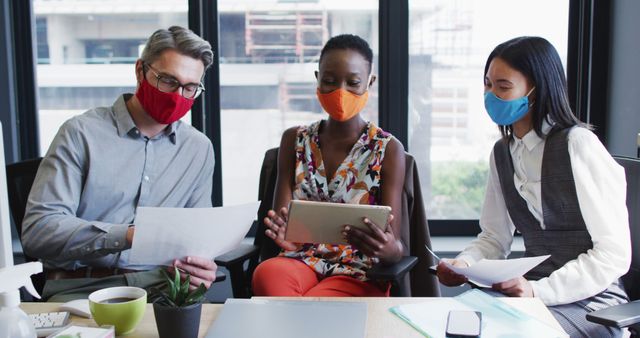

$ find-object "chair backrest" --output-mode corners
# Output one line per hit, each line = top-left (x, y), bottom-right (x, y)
(614, 156), (640, 301)
(250, 148), (280, 272)
(402, 153), (440, 297)
(5, 157), (45, 294)
(6, 157), (43, 247)
(250, 147), (439, 297)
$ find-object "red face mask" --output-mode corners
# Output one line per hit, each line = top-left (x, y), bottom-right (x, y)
(135, 77), (194, 124)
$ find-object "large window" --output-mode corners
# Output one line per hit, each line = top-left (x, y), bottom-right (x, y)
(33, 0), (188, 154)
(28, 0), (572, 219)
(408, 0), (569, 219)
(218, 0), (379, 205)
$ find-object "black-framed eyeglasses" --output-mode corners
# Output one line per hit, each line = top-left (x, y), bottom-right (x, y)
(144, 63), (205, 99)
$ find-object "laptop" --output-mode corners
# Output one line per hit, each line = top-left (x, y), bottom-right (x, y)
(205, 299), (368, 338)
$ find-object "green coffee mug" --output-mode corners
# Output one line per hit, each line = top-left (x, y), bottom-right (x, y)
(88, 286), (147, 335)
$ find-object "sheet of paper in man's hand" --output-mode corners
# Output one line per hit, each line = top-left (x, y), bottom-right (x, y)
(129, 202), (260, 266)
(445, 255), (550, 288)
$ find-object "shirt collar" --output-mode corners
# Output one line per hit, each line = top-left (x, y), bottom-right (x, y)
(513, 118), (553, 152)
(113, 94), (178, 144)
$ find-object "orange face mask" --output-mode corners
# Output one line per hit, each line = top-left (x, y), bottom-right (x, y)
(316, 88), (369, 122)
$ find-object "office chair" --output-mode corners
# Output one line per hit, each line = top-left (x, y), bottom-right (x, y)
(216, 147), (440, 298)
(586, 156), (640, 337)
(6, 157), (47, 294)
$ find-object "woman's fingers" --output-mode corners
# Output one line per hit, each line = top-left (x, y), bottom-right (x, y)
(263, 209), (297, 251)
(265, 229), (277, 240)
(346, 226), (383, 253)
(492, 277), (532, 297)
(266, 209), (286, 227)
(279, 207), (289, 223)
(345, 232), (376, 257)
(436, 260), (468, 286)
(264, 208), (290, 239)
(363, 218), (389, 243)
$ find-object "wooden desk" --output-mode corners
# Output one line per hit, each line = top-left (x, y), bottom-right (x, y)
(22, 297), (566, 338)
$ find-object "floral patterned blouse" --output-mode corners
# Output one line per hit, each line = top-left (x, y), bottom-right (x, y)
(281, 120), (392, 281)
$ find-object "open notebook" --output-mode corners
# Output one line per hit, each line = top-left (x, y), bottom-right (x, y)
(205, 299), (367, 338)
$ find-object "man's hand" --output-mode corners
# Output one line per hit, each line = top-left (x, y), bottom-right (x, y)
(436, 259), (469, 287)
(492, 276), (534, 297)
(170, 256), (217, 290)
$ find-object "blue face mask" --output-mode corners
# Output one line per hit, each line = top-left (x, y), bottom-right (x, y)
(484, 87), (535, 125)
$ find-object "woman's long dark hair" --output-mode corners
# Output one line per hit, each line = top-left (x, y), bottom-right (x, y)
(484, 36), (587, 139)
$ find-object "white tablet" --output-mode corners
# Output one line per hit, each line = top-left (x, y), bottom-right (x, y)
(285, 200), (391, 245)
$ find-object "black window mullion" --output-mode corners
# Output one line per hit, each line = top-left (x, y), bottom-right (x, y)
(188, 0), (205, 133)
(11, 0), (39, 160)
(586, 0), (611, 145)
(567, 0), (611, 145)
(189, 0), (223, 206)
(567, 0), (588, 124)
(378, 0), (409, 149)
(0, 0), (20, 164)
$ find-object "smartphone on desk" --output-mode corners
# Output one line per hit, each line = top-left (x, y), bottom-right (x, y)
(446, 310), (481, 338)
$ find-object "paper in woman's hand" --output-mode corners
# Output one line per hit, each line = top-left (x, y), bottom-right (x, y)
(443, 255), (551, 287)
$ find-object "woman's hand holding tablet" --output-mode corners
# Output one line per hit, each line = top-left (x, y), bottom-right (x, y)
(266, 200), (403, 263)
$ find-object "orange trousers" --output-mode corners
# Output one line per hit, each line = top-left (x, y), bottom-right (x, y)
(252, 257), (389, 297)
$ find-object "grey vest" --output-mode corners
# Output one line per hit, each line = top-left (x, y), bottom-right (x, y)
(494, 127), (593, 280)
(493, 126), (627, 306)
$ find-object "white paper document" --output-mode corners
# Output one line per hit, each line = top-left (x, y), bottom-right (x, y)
(129, 202), (259, 266)
(445, 255), (550, 287)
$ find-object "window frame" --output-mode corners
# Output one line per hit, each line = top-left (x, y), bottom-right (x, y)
(6, 0), (39, 161)
(3, 0), (610, 236)
(189, 0), (223, 206)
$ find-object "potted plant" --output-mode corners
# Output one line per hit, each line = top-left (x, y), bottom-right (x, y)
(150, 267), (208, 338)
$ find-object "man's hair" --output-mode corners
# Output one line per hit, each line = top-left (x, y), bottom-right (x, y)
(484, 36), (586, 139)
(319, 34), (373, 72)
(140, 26), (213, 70)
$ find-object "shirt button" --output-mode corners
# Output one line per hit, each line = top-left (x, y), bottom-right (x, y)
(144, 176), (149, 181)
(86, 247), (91, 252)
(114, 241), (120, 247)
(135, 130), (139, 134)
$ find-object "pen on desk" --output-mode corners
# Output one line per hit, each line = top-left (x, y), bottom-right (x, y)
(424, 244), (441, 262)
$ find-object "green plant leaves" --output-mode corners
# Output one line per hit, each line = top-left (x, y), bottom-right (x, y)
(150, 267), (208, 307)
(184, 283), (207, 306)
(149, 286), (176, 307)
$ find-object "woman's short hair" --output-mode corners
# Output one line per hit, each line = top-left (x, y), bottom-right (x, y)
(140, 26), (213, 71)
(319, 34), (373, 72)
(484, 36), (586, 139)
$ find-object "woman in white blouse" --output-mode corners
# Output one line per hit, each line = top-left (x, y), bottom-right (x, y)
(436, 36), (631, 338)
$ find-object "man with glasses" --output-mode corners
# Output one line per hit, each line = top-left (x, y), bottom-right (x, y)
(22, 26), (218, 302)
